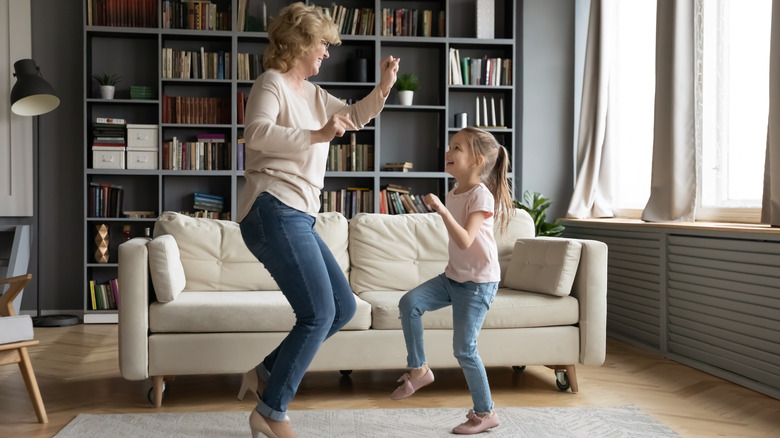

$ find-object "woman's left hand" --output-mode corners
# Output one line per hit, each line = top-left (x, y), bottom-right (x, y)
(379, 55), (400, 97)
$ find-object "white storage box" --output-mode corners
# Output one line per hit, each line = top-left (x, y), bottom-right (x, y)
(127, 148), (158, 170)
(126, 124), (158, 149)
(93, 146), (126, 169)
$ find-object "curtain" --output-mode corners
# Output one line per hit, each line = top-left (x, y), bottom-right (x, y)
(566, 0), (616, 219)
(641, 0), (698, 222)
(762, 0), (780, 226)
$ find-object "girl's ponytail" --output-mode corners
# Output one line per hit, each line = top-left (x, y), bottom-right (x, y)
(489, 145), (514, 234)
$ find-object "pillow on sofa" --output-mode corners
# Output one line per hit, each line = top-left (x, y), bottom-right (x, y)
(503, 237), (582, 297)
(147, 234), (186, 302)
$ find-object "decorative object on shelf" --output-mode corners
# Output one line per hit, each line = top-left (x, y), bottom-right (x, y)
(475, 96), (506, 128)
(476, 0), (495, 39)
(395, 73), (419, 106)
(514, 190), (565, 237)
(348, 54), (368, 83)
(456, 113), (468, 128)
(94, 224), (110, 263)
(92, 72), (120, 99)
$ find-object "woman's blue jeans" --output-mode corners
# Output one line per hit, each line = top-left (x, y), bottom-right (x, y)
(239, 193), (356, 421)
(398, 273), (498, 413)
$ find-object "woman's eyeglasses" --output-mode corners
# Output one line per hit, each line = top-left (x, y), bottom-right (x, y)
(321, 40), (330, 51)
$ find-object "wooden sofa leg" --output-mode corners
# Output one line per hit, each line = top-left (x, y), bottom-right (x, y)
(545, 364), (579, 393)
(152, 375), (164, 408)
(565, 365), (579, 393)
(19, 346), (48, 423)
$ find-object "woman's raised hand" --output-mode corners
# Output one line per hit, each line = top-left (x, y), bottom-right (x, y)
(312, 113), (359, 144)
(379, 55), (401, 97)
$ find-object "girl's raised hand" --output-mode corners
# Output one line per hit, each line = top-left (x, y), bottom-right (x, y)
(423, 193), (444, 213)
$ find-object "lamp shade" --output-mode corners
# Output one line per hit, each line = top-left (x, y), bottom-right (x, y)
(10, 59), (60, 116)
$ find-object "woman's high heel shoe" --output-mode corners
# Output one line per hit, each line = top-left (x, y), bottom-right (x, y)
(249, 410), (279, 438)
(238, 369), (261, 401)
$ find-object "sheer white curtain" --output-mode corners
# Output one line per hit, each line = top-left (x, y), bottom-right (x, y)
(566, 0), (616, 219)
(762, 0), (780, 226)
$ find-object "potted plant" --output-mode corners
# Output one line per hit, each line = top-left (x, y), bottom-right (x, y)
(514, 190), (565, 237)
(92, 72), (121, 99)
(395, 73), (419, 106)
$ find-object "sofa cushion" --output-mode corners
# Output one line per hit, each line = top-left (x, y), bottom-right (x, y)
(348, 209), (535, 294)
(0, 315), (34, 344)
(149, 291), (372, 332)
(360, 288), (579, 330)
(153, 211), (349, 293)
(504, 238), (582, 296)
(147, 234), (186, 302)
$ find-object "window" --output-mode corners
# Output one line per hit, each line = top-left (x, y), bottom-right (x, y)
(611, 0), (656, 214)
(609, 0), (771, 222)
(698, 0), (771, 221)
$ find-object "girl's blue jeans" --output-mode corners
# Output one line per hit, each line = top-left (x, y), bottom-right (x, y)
(399, 273), (498, 413)
(239, 193), (356, 421)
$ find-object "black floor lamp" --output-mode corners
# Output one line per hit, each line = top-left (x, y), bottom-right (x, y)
(11, 59), (78, 327)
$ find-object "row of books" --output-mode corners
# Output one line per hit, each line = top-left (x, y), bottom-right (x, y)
(178, 210), (231, 220)
(162, 136), (231, 170)
(379, 185), (433, 215)
(327, 135), (374, 172)
(319, 5), (375, 36)
(87, 0), (158, 28)
(89, 279), (119, 310)
(381, 8), (444, 37)
(162, 0), (231, 31)
(237, 53), (263, 81)
(92, 119), (127, 148)
(193, 192), (224, 212)
(161, 95), (232, 125)
(88, 182), (124, 218)
(161, 48), (231, 80)
(449, 49), (513, 86)
(321, 188), (374, 219)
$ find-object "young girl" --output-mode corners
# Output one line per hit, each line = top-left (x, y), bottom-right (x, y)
(390, 127), (514, 435)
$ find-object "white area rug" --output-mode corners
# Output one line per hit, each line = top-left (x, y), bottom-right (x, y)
(54, 406), (679, 437)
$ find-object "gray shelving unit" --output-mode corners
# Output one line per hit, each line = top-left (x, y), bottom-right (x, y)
(82, 0), (518, 323)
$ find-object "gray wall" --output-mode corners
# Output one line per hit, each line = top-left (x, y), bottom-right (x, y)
(521, 0), (575, 220)
(17, 1), (578, 312)
(23, 0), (84, 312)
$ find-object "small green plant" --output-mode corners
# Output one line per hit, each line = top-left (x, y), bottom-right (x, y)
(514, 190), (565, 237)
(92, 72), (121, 86)
(395, 73), (419, 92)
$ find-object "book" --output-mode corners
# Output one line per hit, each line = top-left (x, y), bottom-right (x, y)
(95, 117), (126, 125)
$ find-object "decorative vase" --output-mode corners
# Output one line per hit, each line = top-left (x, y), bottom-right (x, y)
(100, 85), (115, 99)
(94, 224), (110, 263)
(398, 90), (414, 106)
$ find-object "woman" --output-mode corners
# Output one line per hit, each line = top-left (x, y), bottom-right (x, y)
(236, 3), (399, 438)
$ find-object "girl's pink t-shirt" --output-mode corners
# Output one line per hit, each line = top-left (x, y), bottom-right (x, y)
(443, 183), (500, 284)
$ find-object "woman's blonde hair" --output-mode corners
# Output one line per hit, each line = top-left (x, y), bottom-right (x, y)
(459, 127), (515, 233)
(263, 2), (341, 72)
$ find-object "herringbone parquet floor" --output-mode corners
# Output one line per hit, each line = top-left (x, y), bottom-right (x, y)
(0, 324), (778, 437)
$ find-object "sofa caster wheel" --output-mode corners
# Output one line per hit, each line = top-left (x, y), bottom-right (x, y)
(555, 369), (570, 391)
(512, 365), (526, 373)
(147, 382), (166, 405)
(339, 370), (353, 376)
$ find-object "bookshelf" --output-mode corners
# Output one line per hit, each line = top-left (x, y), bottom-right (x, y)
(82, 0), (518, 323)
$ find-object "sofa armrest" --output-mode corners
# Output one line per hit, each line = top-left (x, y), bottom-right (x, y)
(117, 237), (152, 381)
(569, 239), (608, 366)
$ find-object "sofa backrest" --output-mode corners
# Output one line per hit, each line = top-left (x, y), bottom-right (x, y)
(348, 209), (535, 294)
(153, 211), (349, 292)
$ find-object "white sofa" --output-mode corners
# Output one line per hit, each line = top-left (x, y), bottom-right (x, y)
(118, 210), (607, 406)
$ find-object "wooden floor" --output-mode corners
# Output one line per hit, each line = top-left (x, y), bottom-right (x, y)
(1, 325), (778, 437)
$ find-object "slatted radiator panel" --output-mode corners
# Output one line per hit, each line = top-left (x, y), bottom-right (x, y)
(564, 226), (663, 349)
(666, 235), (780, 392)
